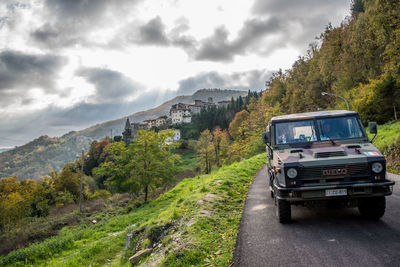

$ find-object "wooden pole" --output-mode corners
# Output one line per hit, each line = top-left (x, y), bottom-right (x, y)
(79, 150), (84, 213)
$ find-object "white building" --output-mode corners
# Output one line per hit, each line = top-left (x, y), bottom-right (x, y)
(156, 116), (168, 127)
(170, 103), (192, 124)
(160, 129), (181, 144)
(144, 119), (157, 129)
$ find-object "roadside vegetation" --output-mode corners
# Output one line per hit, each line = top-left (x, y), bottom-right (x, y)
(0, 154), (265, 266)
(369, 121), (400, 173)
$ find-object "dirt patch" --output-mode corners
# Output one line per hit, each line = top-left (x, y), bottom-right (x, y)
(175, 170), (196, 179)
(213, 179), (224, 186)
(204, 193), (220, 202)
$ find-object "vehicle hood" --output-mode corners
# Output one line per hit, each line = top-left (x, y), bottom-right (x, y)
(274, 142), (384, 166)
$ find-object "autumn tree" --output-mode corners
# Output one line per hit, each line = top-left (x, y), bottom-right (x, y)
(229, 110), (250, 141)
(0, 177), (35, 227)
(212, 127), (230, 166)
(196, 129), (216, 174)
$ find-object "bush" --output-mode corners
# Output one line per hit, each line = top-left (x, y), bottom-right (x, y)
(90, 190), (111, 200)
(54, 191), (75, 206)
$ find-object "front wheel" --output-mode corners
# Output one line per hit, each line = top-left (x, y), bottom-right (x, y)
(276, 199), (291, 223)
(358, 196), (386, 220)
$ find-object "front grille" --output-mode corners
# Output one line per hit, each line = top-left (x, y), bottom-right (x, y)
(314, 151), (347, 158)
(298, 163), (370, 185)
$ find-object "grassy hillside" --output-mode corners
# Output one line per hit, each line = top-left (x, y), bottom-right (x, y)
(0, 89), (246, 180)
(368, 121), (400, 173)
(0, 154), (266, 266)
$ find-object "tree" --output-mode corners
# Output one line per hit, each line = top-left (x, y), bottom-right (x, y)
(229, 110), (250, 141)
(128, 130), (179, 201)
(351, 0), (365, 19)
(93, 142), (134, 193)
(212, 127), (230, 166)
(95, 130), (179, 201)
(0, 177), (35, 227)
(52, 165), (81, 202)
(196, 129), (216, 174)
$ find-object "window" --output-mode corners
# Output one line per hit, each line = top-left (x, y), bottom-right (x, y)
(317, 116), (364, 140)
(275, 120), (317, 144)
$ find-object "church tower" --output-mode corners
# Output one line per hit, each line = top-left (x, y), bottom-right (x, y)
(122, 117), (132, 145)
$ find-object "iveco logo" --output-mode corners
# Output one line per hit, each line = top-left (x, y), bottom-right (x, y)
(323, 168), (348, 176)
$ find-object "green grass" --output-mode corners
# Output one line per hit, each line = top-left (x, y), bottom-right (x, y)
(0, 154), (266, 266)
(368, 121), (400, 152)
(176, 147), (199, 173)
(368, 121), (400, 174)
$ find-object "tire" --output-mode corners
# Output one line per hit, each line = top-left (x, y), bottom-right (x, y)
(276, 199), (291, 223)
(358, 196), (386, 220)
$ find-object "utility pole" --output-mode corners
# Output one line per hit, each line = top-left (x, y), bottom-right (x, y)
(79, 149), (84, 213)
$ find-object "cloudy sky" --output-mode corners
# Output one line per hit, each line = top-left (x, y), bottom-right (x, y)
(0, 0), (350, 147)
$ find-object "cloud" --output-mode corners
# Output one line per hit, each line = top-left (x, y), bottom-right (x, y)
(30, 0), (142, 49)
(177, 69), (273, 95)
(0, 50), (67, 106)
(31, 23), (81, 49)
(137, 16), (169, 46)
(76, 67), (143, 103)
(251, 0), (350, 48)
(194, 17), (281, 62)
(252, 0), (348, 16)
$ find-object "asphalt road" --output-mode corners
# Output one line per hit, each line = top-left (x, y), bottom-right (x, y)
(233, 166), (400, 267)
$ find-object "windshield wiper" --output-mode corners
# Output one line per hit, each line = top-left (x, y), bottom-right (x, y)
(319, 121), (336, 145)
(325, 135), (336, 145)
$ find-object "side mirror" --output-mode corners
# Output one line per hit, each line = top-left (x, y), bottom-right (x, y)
(369, 122), (377, 134)
(262, 131), (271, 144)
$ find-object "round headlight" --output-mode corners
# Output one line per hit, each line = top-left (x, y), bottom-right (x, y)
(287, 168), (298, 179)
(372, 162), (383, 173)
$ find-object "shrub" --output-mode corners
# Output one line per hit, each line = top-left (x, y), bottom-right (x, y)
(90, 190), (111, 200)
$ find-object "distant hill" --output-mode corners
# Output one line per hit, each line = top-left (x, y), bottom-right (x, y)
(0, 89), (246, 179)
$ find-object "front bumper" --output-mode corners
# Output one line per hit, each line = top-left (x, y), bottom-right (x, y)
(274, 180), (395, 201)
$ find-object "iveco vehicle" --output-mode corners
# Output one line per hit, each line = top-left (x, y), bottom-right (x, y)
(262, 110), (395, 223)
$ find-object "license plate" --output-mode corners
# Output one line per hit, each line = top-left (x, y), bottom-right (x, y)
(325, 188), (347, 197)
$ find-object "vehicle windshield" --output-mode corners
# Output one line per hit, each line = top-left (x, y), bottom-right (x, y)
(274, 116), (365, 145)
(275, 120), (317, 144)
(317, 116), (364, 141)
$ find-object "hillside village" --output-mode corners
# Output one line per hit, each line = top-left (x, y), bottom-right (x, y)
(121, 97), (231, 143)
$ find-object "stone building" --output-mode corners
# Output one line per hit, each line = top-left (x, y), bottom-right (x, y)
(122, 118), (147, 145)
(170, 103), (192, 124)
(156, 116), (168, 127)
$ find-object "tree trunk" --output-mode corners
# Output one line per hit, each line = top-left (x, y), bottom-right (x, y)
(144, 185), (148, 202)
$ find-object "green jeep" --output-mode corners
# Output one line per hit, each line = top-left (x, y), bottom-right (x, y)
(262, 110), (395, 223)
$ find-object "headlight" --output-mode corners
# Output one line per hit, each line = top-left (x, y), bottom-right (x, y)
(372, 162), (383, 173)
(287, 168), (298, 178)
